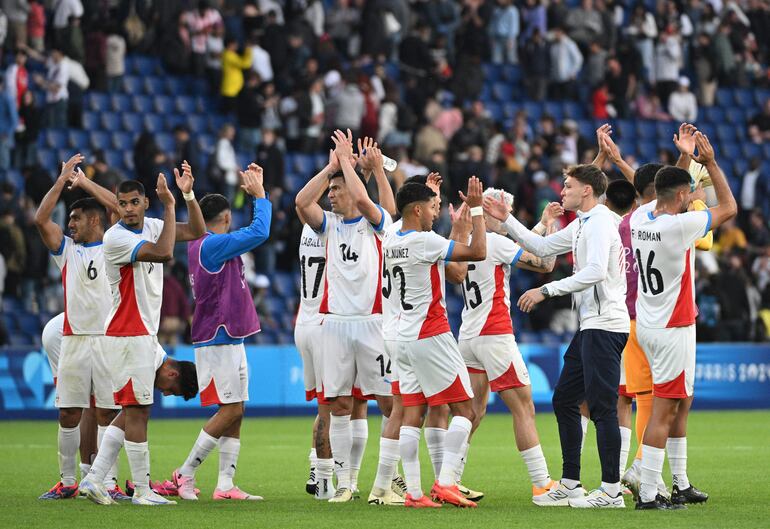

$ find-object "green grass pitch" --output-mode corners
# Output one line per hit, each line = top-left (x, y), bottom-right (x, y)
(1, 410), (768, 529)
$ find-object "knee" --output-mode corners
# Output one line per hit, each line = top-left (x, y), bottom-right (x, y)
(96, 408), (118, 427)
(331, 398), (353, 416)
(220, 403), (244, 421)
(59, 408), (82, 428)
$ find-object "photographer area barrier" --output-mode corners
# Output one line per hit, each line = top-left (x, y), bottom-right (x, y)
(1, 343), (768, 419)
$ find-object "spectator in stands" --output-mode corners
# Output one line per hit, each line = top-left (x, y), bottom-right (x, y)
(0, 11), (7, 50)
(741, 158), (768, 219)
(520, 0), (546, 44)
(87, 150), (123, 193)
(326, 0), (360, 58)
(185, 0), (223, 77)
(668, 76), (698, 122)
(0, 77), (18, 172)
(34, 47), (68, 128)
(566, 0), (603, 51)
(171, 124), (198, 175)
(717, 218), (748, 254)
(26, 0), (44, 52)
(61, 15), (84, 64)
(635, 87), (670, 121)
(51, 0), (82, 48)
(247, 33), (273, 83)
(64, 51), (88, 128)
(0, 206), (25, 299)
(748, 100), (770, 144)
(298, 76), (325, 153)
(237, 71), (263, 154)
(585, 40), (607, 88)
(653, 24), (682, 108)
(489, 0), (520, 65)
(330, 71), (364, 139)
(159, 263), (191, 346)
(521, 28), (548, 101)
(718, 253), (753, 341)
(604, 57), (631, 118)
(14, 89), (40, 168)
(105, 27), (126, 93)
(160, 11), (192, 75)
(4, 48), (28, 109)
(220, 37), (251, 115)
(747, 209), (770, 250)
(692, 32), (717, 107)
(256, 128), (284, 190)
(132, 132), (166, 205)
(214, 123), (239, 201)
(548, 26), (582, 100)
(205, 21), (224, 94)
(713, 21), (737, 85)
(3, 0), (29, 51)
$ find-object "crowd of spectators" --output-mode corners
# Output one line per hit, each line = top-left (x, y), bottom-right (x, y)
(1, 0), (770, 344)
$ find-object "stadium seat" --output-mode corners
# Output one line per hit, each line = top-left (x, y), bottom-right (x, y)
(482, 63), (501, 83)
(187, 115), (208, 134)
(86, 92), (109, 112)
(165, 77), (187, 95)
(638, 140), (657, 161)
(734, 89), (753, 108)
(733, 159), (749, 177)
(104, 149), (124, 169)
(155, 133), (175, 153)
(82, 111), (101, 130)
(122, 113), (144, 134)
(725, 107), (745, 125)
(89, 130), (111, 150)
(44, 129), (68, 149)
(523, 101), (543, 120)
(124, 152), (135, 171)
(131, 95), (154, 113)
(742, 143), (761, 159)
(15, 313), (41, 336)
(636, 120), (656, 139)
(272, 272), (296, 297)
(143, 114), (165, 133)
(109, 94), (132, 112)
(715, 88), (733, 107)
(577, 119), (595, 140)
(486, 101), (503, 122)
(721, 142), (740, 161)
(144, 77), (166, 96)
(753, 88), (770, 106)
(563, 101), (585, 120)
(100, 112), (121, 131)
(501, 65), (522, 84)
(175, 95), (198, 114)
(502, 102), (521, 119)
(491, 82), (513, 102)
(123, 75), (144, 95)
(615, 119), (635, 140)
(37, 149), (57, 169)
(543, 102), (563, 121)
(67, 129), (89, 149)
(111, 131), (135, 151)
(152, 95), (174, 114)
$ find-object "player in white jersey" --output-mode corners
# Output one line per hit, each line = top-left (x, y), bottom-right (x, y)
(384, 177), (487, 508)
(80, 162), (205, 506)
(295, 130), (398, 503)
(632, 133), (736, 510)
(34, 155), (126, 501)
(295, 222), (335, 498)
(449, 188), (564, 505)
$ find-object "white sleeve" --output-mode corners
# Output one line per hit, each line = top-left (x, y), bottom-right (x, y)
(678, 210), (711, 246)
(373, 206), (392, 234)
(421, 232), (454, 263)
(546, 218), (613, 296)
(318, 210), (336, 236)
(502, 214), (575, 257)
(146, 217), (165, 242)
(50, 236), (73, 271)
(492, 234), (523, 266)
(104, 229), (144, 266)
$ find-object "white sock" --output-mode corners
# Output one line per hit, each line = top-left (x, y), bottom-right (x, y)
(602, 481), (621, 497)
(330, 415), (352, 489)
(453, 441), (470, 483)
(350, 419), (368, 490)
(439, 416), (472, 486)
(180, 429), (218, 477)
(97, 425), (119, 489)
(79, 463), (91, 481)
(580, 415), (589, 454)
(666, 437), (690, 490)
(58, 425), (80, 486)
(317, 458), (334, 481)
(309, 447), (317, 468)
(520, 444), (551, 488)
(217, 436), (240, 491)
(88, 425), (124, 483)
(424, 427), (446, 480)
(381, 414), (389, 434)
(373, 437), (400, 493)
(561, 478), (581, 489)
(640, 444), (665, 503)
(619, 426), (632, 477)
(124, 440), (150, 496)
(399, 426), (422, 499)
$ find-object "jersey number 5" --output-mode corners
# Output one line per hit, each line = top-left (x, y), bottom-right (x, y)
(461, 264), (482, 309)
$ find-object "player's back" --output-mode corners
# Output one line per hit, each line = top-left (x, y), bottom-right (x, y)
(383, 229), (453, 341)
(630, 201), (711, 328)
(297, 224), (326, 326)
(459, 231), (522, 340)
(381, 220), (403, 341)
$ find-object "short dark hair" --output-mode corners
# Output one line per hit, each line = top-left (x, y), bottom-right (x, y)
(117, 180), (145, 196)
(328, 171), (368, 188)
(404, 175), (428, 186)
(605, 179), (637, 215)
(70, 197), (107, 223)
(175, 360), (199, 401)
(565, 164), (607, 197)
(634, 163), (663, 198)
(654, 166), (691, 200)
(396, 183), (436, 214)
(199, 193), (231, 222)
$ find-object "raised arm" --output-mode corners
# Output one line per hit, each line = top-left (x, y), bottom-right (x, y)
(200, 164), (273, 270)
(516, 203), (561, 273)
(34, 154), (83, 251)
(446, 202), (472, 284)
(446, 177), (486, 262)
(68, 168), (120, 224)
(173, 160), (206, 241)
(134, 174), (177, 263)
(673, 122), (697, 170)
(598, 130), (636, 182)
(484, 195), (574, 257)
(591, 124), (611, 167)
(333, 129), (384, 227)
(357, 138), (396, 217)
(692, 132), (738, 230)
(295, 149), (338, 230)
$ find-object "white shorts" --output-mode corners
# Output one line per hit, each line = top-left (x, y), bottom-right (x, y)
(295, 324), (325, 402)
(56, 335), (119, 410)
(459, 334), (530, 392)
(636, 324), (696, 399)
(321, 315), (391, 399)
(104, 335), (159, 406)
(384, 339), (399, 394)
(195, 343), (249, 407)
(397, 332), (473, 407)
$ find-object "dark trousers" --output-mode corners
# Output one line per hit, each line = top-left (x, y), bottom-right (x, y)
(553, 329), (628, 484)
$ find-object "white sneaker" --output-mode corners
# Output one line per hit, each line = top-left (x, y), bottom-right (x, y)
(172, 469), (198, 501)
(367, 488), (405, 506)
(132, 490), (177, 506)
(80, 478), (117, 506)
(622, 461), (641, 500)
(328, 487), (354, 503)
(391, 475), (407, 499)
(315, 478), (336, 501)
(568, 488), (625, 508)
(532, 480), (586, 507)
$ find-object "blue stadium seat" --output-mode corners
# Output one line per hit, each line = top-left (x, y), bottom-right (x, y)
(132, 95), (154, 113)
(82, 111), (101, 130)
(638, 140), (657, 161)
(518, 331), (539, 344)
(1, 314), (16, 332)
(313, 153), (328, 170)
(285, 174), (303, 194)
(482, 63), (502, 83)
(190, 77), (209, 94)
(501, 65), (522, 83)
(502, 102), (521, 119)
(763, 143), (770, 160)
(130, 55), (160, 76)
(123, 152), (135, 171)
(491, 82), (513, 102)
(636, 120), (656, 139)
(486, 101), (503, 122)
(655, 121), (673, 139)
(702, 107), (724, 124)
(734, 88), (753, 108)
(67, 129), (88, 149)
(291, 154), (315, 176)
(143, 114), (164, 133)
(577, 119), (595, 140)
(152, 95), (174, 113)
(122, 113), (144, 134)
(196, 134), (216, 154)
(733, 159), (749, 177)
(155, 133), (175, 153)
(123, 75), (144, 95)
(37, 149), (57, 169)
(44, 129), (68, 149)
(89, 131), (111, 150)
(753, 88), (770, 107)
(15, 313), (41, 336)
(522, 101), (543, 120)
(111, 131), (135, 151)
(103, 149), (124, 169)
(715, 88), (733, 107)
(615, 119), (635, 140)
(563, 101), (585, 119)
(187, 115), (208, 133)
(721, 142), (740, 161)
(175, 95), (198, 114)
(272, 272), (296, 297)
(86, 92), (109, 112)
(100, 112), (121, 131)
(716, 124), (742, 143)
(109, 94), (132, 112)
(543, 102), (563, 121)
(165, 77), (187, 95)
(144, 77), (166, 96)
(208, 114), (228, 133)
(725, 107), (745, 125)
